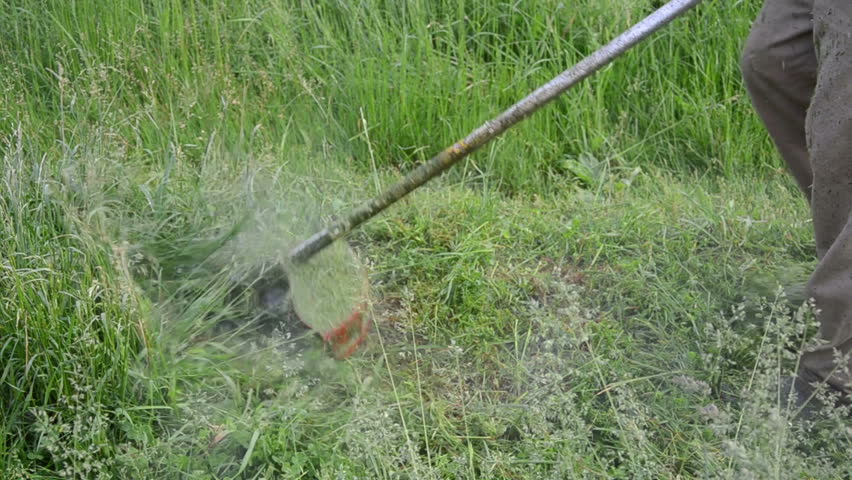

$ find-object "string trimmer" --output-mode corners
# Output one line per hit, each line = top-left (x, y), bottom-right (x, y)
(270, 0), (702, 359)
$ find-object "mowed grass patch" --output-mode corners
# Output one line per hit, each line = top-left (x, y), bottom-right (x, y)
(3, 130), (849, 477)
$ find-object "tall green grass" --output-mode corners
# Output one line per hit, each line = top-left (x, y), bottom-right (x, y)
(2, 0), (769, 193)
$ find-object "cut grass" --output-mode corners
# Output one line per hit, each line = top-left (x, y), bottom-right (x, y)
(2, 0), (851, 478)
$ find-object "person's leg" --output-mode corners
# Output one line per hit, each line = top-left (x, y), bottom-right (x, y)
(740, 0), (817, 199)
(799, 0), (852, 400)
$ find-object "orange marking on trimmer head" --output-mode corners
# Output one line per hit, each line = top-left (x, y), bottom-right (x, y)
(321, 302), (370, 359)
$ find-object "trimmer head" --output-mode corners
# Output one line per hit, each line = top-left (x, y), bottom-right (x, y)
(245, 242), (371, 359)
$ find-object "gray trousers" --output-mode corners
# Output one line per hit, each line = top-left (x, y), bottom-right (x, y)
(741, 0), (852, 397)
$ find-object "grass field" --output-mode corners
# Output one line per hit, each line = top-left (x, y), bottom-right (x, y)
(2, 0), (851, 478)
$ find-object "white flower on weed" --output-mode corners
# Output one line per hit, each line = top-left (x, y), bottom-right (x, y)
(698, 403), (720, 420)
(672, 375), (711, 396)
(448, 338), (463, 357)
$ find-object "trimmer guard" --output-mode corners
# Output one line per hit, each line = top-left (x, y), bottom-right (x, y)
(287, 241), (371, 359)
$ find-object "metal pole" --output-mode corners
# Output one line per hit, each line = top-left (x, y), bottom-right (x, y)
(289, 0), (703, 264)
